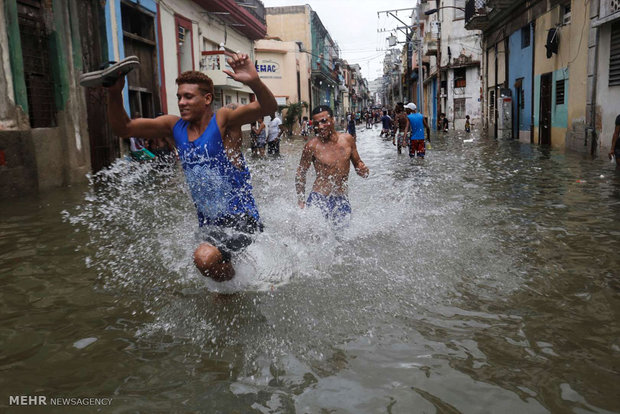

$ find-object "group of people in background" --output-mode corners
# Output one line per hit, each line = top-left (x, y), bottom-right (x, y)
(129, 112), (176, 164)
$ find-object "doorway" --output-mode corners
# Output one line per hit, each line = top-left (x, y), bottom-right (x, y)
(539, 72), (552, 146)
(78, 0), (117, 172)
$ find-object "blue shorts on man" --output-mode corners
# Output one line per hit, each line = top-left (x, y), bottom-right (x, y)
(306, 192), (351, 227)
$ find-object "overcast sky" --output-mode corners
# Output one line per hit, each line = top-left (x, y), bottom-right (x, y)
(262, 0), (419, 81)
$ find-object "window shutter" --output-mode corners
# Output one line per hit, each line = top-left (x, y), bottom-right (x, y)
(610, 21), (620, 86)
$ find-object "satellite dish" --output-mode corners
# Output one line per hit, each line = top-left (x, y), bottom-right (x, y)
(545, 28), (559, 58)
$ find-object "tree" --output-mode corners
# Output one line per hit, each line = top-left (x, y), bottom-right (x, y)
(281, 101), (309, 133)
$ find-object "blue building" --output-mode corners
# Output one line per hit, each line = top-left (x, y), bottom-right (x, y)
(508, 23), (534, 142)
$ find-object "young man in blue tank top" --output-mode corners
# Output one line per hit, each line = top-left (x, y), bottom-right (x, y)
(105, 52), (277, 281)
(295, 106), (369, 228)
(404, 103), (431, 158)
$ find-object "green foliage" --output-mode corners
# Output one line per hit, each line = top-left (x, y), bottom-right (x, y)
(282, 101), (309, 130)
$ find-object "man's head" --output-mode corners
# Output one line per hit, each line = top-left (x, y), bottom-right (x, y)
(395, 102), (404, 113)
(270, 113), (277, 120)
(175, 71), (214, 121)
(311, 105), (334, 139)
(404, 102), (417, 114)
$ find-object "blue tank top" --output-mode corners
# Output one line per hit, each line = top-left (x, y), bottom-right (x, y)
(173, 115), (260, 227)
(407, 113), (425, 140)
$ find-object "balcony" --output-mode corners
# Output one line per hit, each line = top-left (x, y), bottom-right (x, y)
(193, 0), (266, 40)
(199, 52), (252, 92)
(424, 33), (437, 56)
(465, 0), (489, 31)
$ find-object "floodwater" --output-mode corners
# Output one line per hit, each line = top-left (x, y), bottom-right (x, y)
(1, 126), (620, 413)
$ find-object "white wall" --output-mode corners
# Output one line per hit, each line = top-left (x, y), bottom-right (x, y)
(158, 0), (254, 115)
(596, 23), (620, 152)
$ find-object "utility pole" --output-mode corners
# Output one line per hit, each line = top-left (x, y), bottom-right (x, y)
(437, 8), (442, 126)
(416, 3), (424, 115)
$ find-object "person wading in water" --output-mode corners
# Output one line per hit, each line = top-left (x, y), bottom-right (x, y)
(295, 105), (369, 228)
(104, 52), (277, 281)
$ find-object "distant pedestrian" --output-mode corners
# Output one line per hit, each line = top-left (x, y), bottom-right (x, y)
(393, 103), (409, 154)
(405, 103), (430, 158)
(267, 113), (283, 155)
(301, 116), (309, 138)
(609, 114), (620, 166)
(465, 115), (471, 133)
(347, 113), (356, 139)
(251, 118), (267, 157)
(380, 111), (392, 138)
(438, 113), (448, 132)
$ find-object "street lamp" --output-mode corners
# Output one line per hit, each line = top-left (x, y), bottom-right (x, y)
(424, 6), (465, 15)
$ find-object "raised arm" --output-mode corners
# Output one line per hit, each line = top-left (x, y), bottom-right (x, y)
(349, 136), (369, 178)
(295, 141), (314, 208)
(218, 51), (277, 131)
(107, 76), (177, 140)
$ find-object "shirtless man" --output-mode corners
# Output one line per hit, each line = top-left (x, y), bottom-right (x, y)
(105, 52), (277, 281)
(295, 105), (369, 227)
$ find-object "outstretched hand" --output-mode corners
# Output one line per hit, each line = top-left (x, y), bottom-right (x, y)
(223, 51), (259, 86)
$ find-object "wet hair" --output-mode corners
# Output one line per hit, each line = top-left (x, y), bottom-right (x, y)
(383, 110), (387, 115)
(311, 105), (333, 117)
(303, 116), (308, 121)
(176, 71), (214, 96)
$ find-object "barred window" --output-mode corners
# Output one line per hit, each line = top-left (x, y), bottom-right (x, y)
(610, 21), (620, 86)
(555, 79), (565, 105)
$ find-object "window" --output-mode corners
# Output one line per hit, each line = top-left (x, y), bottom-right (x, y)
(521, 25), (530, 49)
(121, 1), (155, 41)
(555, 79), (565, 105)
(562, 5), (571, 25)
(241, 97), (248, 105)
(610, 21), (620, 86)
(454, 68), (466, 88)
(175, 15), (193, 73)
(454, 98), (466, 119)
(17, 0), (56, 127)
(225, 95), (232, 105)
(489, 89), (495, 118)
(454, 0), (465, 20)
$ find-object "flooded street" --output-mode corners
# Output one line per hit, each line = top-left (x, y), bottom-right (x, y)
(2, 126), (620, 413)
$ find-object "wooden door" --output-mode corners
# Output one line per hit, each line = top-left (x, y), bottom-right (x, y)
(78, 0), (118, 172)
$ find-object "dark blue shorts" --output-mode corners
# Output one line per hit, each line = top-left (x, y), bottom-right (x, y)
(307, 192), (351, 227)
(199, 214), (263, 262)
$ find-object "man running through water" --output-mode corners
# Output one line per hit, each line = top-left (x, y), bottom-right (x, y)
(105, 52), (277, 281)
(296, 106), (369, 227)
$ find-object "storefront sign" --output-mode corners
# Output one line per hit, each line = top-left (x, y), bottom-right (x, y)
(256, 60), (282, 79)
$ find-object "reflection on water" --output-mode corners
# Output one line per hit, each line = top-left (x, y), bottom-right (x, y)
(1, 128), (620, 413)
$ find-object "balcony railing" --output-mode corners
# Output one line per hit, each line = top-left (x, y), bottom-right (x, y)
(465, 0), (489, 31)
(424, 32), (438, 56)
